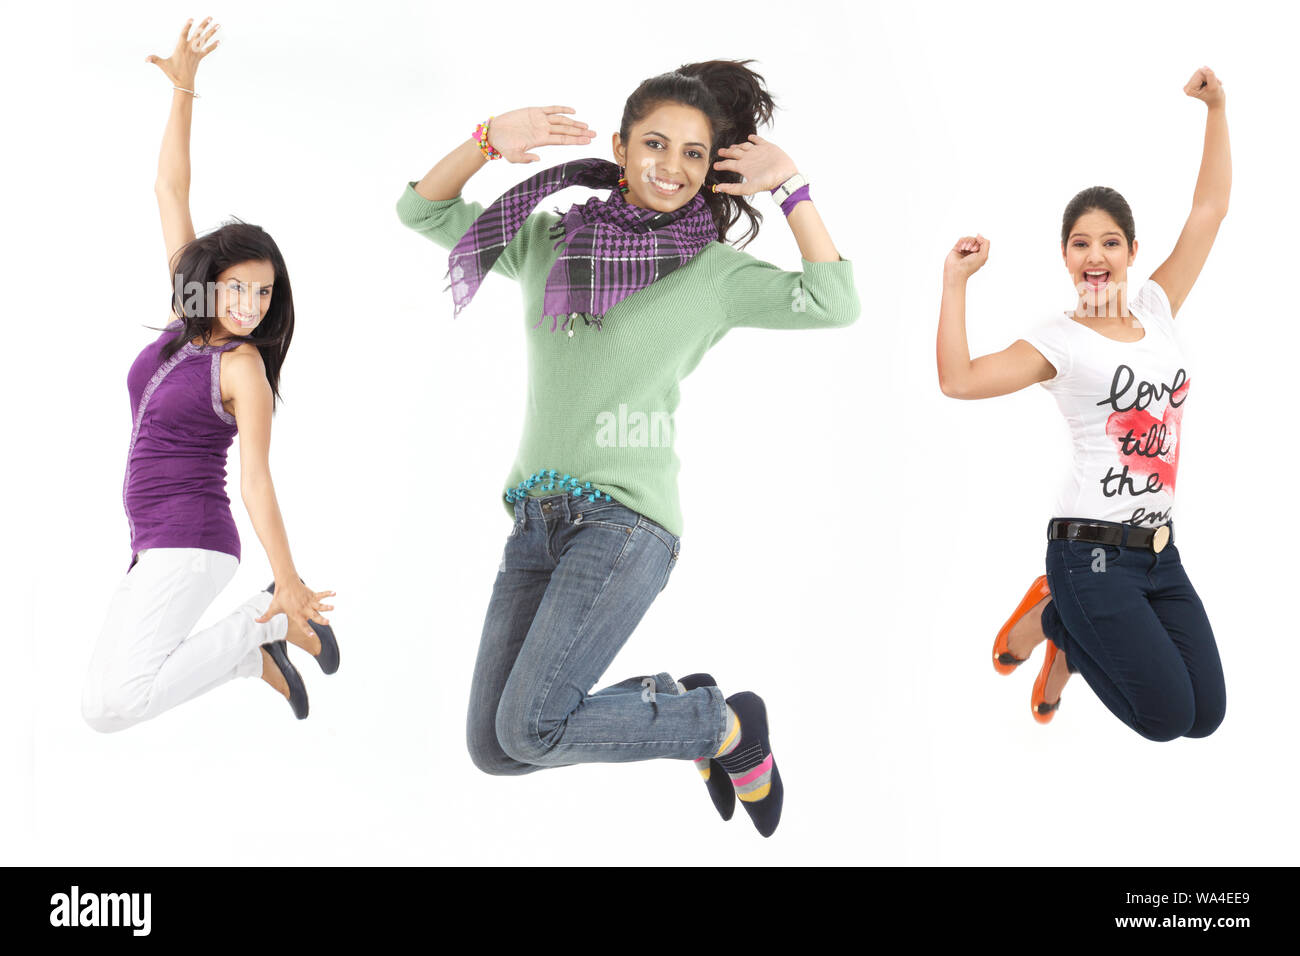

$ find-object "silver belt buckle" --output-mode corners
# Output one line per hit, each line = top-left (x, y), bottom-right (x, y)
(1151, 525), (1170, 553)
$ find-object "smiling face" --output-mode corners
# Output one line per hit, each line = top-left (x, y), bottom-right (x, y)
(1062, 209), (1138, 317)
(613, 101), (714, 213)
(211, 259), (275, 338)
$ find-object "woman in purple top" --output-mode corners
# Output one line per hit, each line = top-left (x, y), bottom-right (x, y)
(82, 17), (338, 730)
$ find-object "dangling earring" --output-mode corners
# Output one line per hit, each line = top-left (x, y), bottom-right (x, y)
(617, 165), (629, 195)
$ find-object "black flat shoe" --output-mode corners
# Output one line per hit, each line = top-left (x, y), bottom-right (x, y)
(262, 639), (309, 720)
(266, 579), (340, 676)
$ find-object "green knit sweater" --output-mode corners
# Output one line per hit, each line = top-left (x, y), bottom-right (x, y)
(395, 181), (860, 536)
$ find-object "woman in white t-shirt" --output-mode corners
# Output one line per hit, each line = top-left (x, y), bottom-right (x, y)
(935, 67), (1230, 741)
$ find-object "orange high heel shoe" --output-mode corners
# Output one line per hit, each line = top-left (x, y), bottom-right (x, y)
(1031, 640), (1064, 724)
(992, 575), (1051, 675)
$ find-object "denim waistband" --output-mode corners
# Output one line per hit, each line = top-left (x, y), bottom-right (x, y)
(513, 491), (630, 523)
(511, 492), (679, 552)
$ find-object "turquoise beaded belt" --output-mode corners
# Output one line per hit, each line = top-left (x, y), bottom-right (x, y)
(504, 468), (616, 504)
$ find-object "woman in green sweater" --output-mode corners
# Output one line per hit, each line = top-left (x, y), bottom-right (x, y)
(396, 60), (858, 837)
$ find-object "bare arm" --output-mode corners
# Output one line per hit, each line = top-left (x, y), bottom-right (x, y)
(713, 134), (841, 262)
(1150, 67), (1230, 318)
(937, 236), (1056, 399)
(145, 17), (219, 277)
(413, 138), (487, 202)
(413, 107), (596, 202)
(783, 201), (841, 263)
(223, 350), (332, 643)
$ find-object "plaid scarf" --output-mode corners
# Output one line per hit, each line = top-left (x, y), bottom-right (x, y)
(446, 157), (718, 332)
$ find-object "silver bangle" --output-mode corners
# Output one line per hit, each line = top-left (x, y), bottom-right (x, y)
(172, 86), (200, 98)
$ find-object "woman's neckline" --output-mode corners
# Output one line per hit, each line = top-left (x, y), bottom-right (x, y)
(1062, 301), (1148, 344)
(186, 337), (233, 352)
(165, 319), (238, 352)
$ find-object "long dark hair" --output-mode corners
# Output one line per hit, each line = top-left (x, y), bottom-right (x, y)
(620, 59), (776, 249)
(152, 218), (294, 407)
(1061, 186), (1136, 251)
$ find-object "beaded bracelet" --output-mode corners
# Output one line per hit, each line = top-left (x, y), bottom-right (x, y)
(473, 117), (502, 161)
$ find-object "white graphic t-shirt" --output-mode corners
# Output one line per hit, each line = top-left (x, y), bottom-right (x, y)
(1020, 279), (1188, 528)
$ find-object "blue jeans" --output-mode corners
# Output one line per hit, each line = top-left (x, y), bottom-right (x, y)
(467, 493), (727, 775)
(1041, 525), (1226, 742)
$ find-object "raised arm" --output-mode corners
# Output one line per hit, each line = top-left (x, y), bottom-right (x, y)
(145, 17), (219, 278)
(712, 133), (842, 262)
(937, 235), (1056, 400)
(1149, 67), (1230, 318)
(704, 133), (858, 330)
(398, 108), (597, 280)
(412, 106), (596, 202)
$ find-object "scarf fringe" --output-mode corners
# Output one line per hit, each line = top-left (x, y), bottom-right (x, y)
(444, 264), (469, 318)
(532, 312), (604, 333)
(547, 212), (569, 248)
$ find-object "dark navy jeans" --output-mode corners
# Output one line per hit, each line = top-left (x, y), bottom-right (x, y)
(1041, 528), (1226, 742)
(466, 492), (727, 775)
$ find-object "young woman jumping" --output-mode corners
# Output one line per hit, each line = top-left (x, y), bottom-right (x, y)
(396, 60), (859, 835)
(937, 67), (1229, 741)
(82, 17), (339, 731)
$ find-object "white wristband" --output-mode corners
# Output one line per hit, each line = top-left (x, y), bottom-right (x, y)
(769, 172), (807, 205)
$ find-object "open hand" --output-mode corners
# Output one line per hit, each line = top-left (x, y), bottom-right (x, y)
(483, 106), (596, 164)
(257, 579), (335, 652)
(711, 134), (798, 195)
(1183, 66), (1225, 109)
(145, 16), (220, 89)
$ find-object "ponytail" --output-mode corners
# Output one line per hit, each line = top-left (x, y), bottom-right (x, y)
(618, 59), (776, 248)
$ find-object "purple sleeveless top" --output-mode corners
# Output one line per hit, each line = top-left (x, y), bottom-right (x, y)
(123, 320), (243, 571)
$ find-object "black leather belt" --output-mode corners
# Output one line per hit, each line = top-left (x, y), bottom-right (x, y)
(1047, 518), (1174, 553)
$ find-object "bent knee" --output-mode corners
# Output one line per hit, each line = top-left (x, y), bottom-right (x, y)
(94, 678), (154, 725)
(466, 735), (533, 776)
(493, 701), (560, 767)
(1185, 699), (1226, 739)
(81, 687), (128, 734)
(495, 721), (552, 767)
(1133, 683), (1225, 742)
(1138, 712), (1196, 743)
(80, 694), (112, 732)
(1133, 696), (1196, 743)
(82, 712), (125, 734)
(467, 701), (536, 775)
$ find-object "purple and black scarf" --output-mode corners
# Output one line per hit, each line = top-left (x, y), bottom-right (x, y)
(445, 157), (718, 331)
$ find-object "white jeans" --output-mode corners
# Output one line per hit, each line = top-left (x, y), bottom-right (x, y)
(82, 547), (289, 733)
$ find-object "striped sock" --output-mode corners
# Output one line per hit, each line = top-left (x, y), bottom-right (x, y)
(715, 705), (740, 757)
(714, 691), (783, 837)
(677, 673), (734, 822)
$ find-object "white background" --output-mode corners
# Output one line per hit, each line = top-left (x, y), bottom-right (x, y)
(2, 0), (1295, 865)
